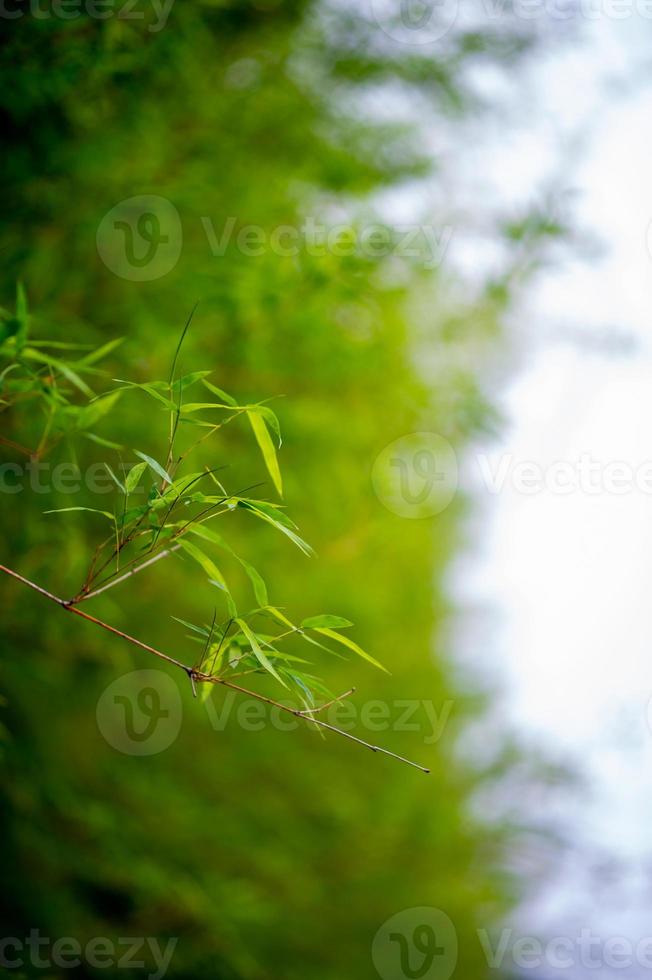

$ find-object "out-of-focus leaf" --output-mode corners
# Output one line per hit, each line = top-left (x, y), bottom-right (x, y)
(81, 432), (124, 450)
(78, 338), (124, 366)
(14, 282), (28, 352)
(76, 391), (121, 430)
(43, 506), (114, 520)
(24, 349), (94, 397)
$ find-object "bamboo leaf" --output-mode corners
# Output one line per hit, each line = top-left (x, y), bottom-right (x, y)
(187, 524), (269, 606)
(134, 450), (174, 485)
(177, 539), (227, 588)
(113, 380), (178, 411)
(81, 432), (125, 451)
(171, 616), (211, 638)
(78, 338), (124, 366)
(44, 506), (115, 520)
(14, 282), (28, 352)
(301, 615), (354, 629)
(235, 618), (285, 685)
(248, 410), (282, 497)
(238, 501), (313, 556)
(313, 627), (388, 672)
(209, 580), (238, 619)
(201, 379), (238, 406)
(24, 349), (94, 397)
(250, 404), (282, 447)
(76, 391), (121, 430)
(125, 461), (148, 494)
(104, 462), (126, 494)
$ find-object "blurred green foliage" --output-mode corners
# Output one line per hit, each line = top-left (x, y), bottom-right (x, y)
(0, 3), (547, 978)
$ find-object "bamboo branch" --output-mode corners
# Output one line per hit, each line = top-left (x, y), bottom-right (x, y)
(0, 563), (430, 774)
(77, 545), (182, 603)
(300, 687), (356, 714)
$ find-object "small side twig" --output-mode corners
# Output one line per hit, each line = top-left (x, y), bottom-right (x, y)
(300, 687), (356, 715)
(76, 545), (182, 603)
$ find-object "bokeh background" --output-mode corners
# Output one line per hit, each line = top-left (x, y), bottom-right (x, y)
(1, 3), (650, 979)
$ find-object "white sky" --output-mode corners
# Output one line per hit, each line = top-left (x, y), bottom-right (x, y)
(451, 14), (652, 970)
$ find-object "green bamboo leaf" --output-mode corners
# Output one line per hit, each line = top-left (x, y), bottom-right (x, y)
(248, 410), (282, 497)
(134, 450), (173, 485)
(171, 370), (212, 395)
(113, 380), (178, 411)
(201, 379), (238, 406)
(301, 615), (354, 629)
(76, 391), (121, 430)
(78, 338), (124, 366)
(235, 618), (285, 686)
(209, 579), (238, 619)
(24, 349), (94, 397)
(238, 501), (313, 556)
(239, 498), (297, 528)
(263, 606), (297, 630)
(125, 461), (148, 494)
(171, 616), (211, 638)
(186, 524), (269, 606)
(103, 462), (126, 494)
(23, 341), (95, 351)
(177, 539), (227, 588)
(181, 402), (244, 413)
(44, 506), (115, 520)
(250, 404), (282, 447)
(240, 559), (268, 607)
(313, 627), (388, 672)
(81, 432), (125, 451)
(14, 282), (28, 352)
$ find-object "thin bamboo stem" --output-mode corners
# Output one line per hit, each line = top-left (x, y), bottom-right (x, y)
(0, 563), (430, 774)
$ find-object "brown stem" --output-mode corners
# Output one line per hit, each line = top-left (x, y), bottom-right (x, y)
(0, 434), (34, 457)
(0, 563), (189, 673)
(0, 563), (430, 774)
